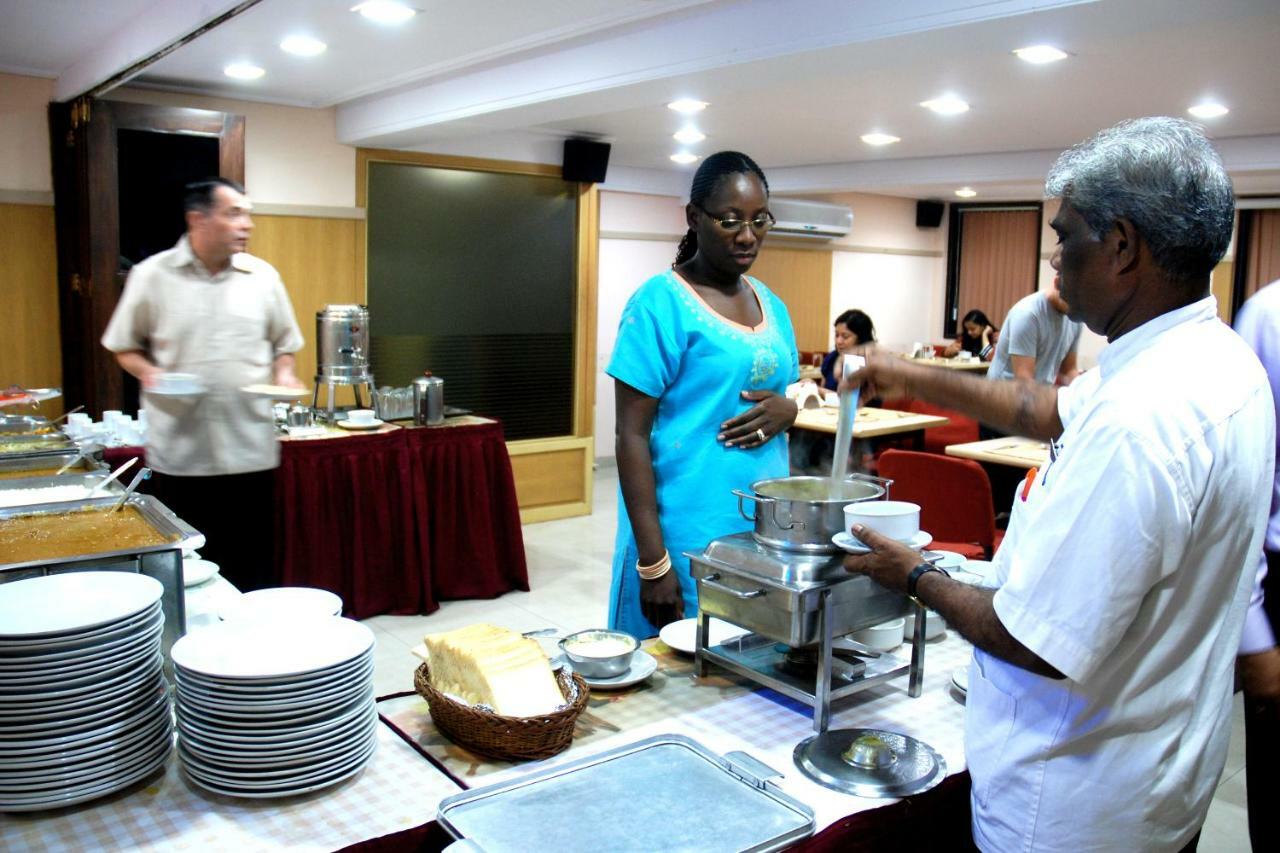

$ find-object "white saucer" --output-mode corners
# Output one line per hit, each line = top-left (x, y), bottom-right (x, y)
(951, 667), (969, 695)
(831, 530), (932, 554)
(336, 419), (383, 430)
(659, 617), (749, 655)
(572, 650), (658, 690)
(183, 559), (220, 588)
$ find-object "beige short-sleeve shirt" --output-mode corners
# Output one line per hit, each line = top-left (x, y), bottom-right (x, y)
(101, 237), (305, 476)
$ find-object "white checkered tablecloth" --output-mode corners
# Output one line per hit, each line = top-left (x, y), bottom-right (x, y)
(379, 633), (975, 834)
(0, 722), (462, 852)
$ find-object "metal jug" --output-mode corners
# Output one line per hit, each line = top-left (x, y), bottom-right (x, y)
(413, 373), (445, 425)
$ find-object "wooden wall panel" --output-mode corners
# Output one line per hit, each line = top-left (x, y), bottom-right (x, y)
(749, 245), (833, 353)
(0, 203), (62, 405)
(249, 214), (361, 400)
(508, 437), (593, 522)
(1211, 259), (1234, 322)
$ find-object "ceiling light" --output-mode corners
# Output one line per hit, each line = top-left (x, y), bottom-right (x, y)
(1188, 102), (1229, 119)
(860, 133), (900, 146)
(1013, 45), (1069, 64)
(955, 187), (977, 198)
(352, 1), (417, 24)
(920, 96), (970, 116)
(670, 152), (699, 165)
(280, 35), (327, 57)
(223, 63), (265, 81)
(673, 127), (705, 144)
(667, 99), (708, 114)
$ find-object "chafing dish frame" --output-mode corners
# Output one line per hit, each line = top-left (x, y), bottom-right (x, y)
(0, 495), (204, 656)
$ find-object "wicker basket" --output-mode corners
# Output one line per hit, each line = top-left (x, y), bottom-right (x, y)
(414, 662), (588, 761)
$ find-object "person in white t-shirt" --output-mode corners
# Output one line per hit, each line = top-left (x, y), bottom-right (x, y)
(839, 117), (1274, 852)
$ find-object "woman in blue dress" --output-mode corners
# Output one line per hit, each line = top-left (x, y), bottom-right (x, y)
(607, 151), (800, 637)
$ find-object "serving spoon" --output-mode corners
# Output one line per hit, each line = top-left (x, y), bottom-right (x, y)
(111, 467), (152, 511)
(86, 457), (136, 498)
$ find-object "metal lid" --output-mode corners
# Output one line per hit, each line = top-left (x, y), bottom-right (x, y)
(793, 727), (946, 798)
(316, 304), (368, 317)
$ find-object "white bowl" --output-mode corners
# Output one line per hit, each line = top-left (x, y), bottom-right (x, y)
(902, 610), (946, 640)
(849, 618), (904, 652)
(843, 501), (921, 542)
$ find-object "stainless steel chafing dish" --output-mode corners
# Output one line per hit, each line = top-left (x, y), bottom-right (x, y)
(0, 495), (204, 656)
(0, 414), (52, 435)
(0, 433), (77, 458)
(0, 451), (107, 479)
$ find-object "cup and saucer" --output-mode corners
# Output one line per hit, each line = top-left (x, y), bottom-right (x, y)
(148, 372), (205, 398)
(567, 650), (659, 690)
(337, 409), (384, 430)
(832, 500), (932, 553)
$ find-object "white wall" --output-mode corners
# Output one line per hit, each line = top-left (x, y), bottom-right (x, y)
(0, 73), (54, 193)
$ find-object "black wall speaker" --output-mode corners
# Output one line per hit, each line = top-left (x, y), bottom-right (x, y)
(916, 199), (945, 228)
(562, 139), (611, 183)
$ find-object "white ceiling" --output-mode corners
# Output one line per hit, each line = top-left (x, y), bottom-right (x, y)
(4, 0), (1279, 200)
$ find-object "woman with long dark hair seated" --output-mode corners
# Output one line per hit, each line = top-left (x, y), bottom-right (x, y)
(943, 308), (998, 360)
(819, 309), (876, 390)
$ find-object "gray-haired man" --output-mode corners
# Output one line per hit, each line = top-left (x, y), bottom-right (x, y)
(840, 118), (1274, 851)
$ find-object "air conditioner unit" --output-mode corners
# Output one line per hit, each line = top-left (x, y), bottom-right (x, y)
(768, 197), (853, 240)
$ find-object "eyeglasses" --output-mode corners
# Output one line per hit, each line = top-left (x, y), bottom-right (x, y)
(696, 205), (776, 234)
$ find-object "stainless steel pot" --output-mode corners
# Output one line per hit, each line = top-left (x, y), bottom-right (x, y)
(733, 475), (887, 553)
(315, 304), (372, 383)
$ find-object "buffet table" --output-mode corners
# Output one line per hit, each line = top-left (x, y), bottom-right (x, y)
(365, 633), (976, 850)
(103, 417), (528, 619)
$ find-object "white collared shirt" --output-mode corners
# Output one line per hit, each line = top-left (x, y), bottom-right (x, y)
(102, 237), (304, 476)
(968, 297), (1274, 852)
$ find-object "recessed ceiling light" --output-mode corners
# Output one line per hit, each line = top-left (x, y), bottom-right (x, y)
(1013, 45), (1069, 64)
(921, 96), (970, 116)
(352, 1), (416, 24)
(673, 127), (705, 144)
(955, 187), (977, 198)
(670, 152), (699, 165)
(667, 99), (708, 114)
(280, 35), (327, 57)
(223, 63), (265, 81)
(1188, 102), (1229, 119)
(860, 133), (901, 146)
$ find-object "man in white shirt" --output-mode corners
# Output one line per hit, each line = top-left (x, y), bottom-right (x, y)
(102, 178), (305, 591)
(840, 118), (1273, 852)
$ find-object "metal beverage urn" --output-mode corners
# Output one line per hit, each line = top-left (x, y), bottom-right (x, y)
(312, 305), (376, 419)
(413, 373), (445, 426)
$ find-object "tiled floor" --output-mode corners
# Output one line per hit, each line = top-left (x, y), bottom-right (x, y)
(363, 465), (1254, 852)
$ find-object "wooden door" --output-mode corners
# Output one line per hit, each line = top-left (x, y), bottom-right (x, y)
(48, 98), (244, 417)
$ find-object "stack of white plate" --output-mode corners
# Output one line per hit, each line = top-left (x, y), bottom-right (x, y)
(0, 572), (171, 812)
(218, 586), (343, 624)
(172, 616), (377, 798)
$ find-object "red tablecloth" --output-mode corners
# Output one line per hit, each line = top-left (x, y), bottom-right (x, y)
(103, 420), (528, 618)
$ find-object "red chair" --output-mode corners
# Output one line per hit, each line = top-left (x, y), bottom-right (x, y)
(877, 449), (1004, 559)
(880, 397), (979, 455)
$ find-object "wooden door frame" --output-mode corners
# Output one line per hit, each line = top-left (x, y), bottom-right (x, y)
(943, 201), (1043, 339)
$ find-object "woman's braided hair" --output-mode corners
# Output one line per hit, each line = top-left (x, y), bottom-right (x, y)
(673, 151), (769, 268)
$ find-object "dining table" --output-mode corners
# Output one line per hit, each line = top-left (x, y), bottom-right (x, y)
(792, 405), (949, 440)
(944, 436), (1050, 469)
(101, 416), (528, 619)
(900, 355), (990, 372)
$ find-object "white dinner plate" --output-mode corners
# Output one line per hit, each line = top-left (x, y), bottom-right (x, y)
(0, 680), (165, 736)
(335, 418), (384, 430)
(183, 690), (371, 729)
(0, 734), (170, 810)
(176, 695), (374, 742)
(572, 650), (658, 690)
(175, 651), (373, 692)
(0, 706), (170, 770)
(181, 746), (371, 800)
(951, 666), (969, 695)
(2, 720), (171, 787)
(177, 698), (375, 750)
(0, 616), (161, 673)
(176, 680), (370, 718)
(183, 559), (220, 587)
(175, 668), (372, 711)
(659, 617), (749, 655)
(240, 384), (309, 400)
(179, 731), (375, 784)
(179, 712), (377, 764)
(0, 697), (169, 758)
(217, 586), (343, 624)
(831, 529), (933, 555)
(0, 628), (160, 685)
(0, 573), (162, 639)
(0, 603), (162, 653)
(0, 652), (162, 706)
(175, 657), (373, 699)
(170, 616), (374, 679)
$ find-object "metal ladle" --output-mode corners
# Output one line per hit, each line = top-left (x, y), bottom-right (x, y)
(111, 466), (152, 511)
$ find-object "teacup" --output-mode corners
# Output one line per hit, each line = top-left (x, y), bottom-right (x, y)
(346, 409), (376, 425)
(844, 500), (921, 542)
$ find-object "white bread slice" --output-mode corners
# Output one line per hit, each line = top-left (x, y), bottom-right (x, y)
(422, 623), (563, 717)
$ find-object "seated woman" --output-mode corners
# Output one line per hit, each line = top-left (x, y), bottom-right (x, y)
(943, 309), (998, 360)
(819, 309), (876, 390)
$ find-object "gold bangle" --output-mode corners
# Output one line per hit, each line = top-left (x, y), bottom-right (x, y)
(636, 551), (671, 580)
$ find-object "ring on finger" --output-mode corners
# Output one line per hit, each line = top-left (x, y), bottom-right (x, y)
(755, 428), (766, 443)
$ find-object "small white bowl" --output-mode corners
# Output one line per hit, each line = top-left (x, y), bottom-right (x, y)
(843, 501), (921, 542)
(850, 618), (904, 652)
(902, 610), (946, 641)
(346, 408), (376, 424)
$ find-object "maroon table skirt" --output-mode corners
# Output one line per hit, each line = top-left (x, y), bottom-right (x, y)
(104, 420), (528, 618)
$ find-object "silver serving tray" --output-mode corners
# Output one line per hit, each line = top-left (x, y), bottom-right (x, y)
(0, 415), (52, 435)
(438, 734), (814, 853)
(0, 433), (77, 459)
(0, 452), (106, 477)
(0, 472), (124, 505)
(0, 494), (205, 573)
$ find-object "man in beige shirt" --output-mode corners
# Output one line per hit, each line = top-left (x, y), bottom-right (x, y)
(102, 178), (304, 590)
